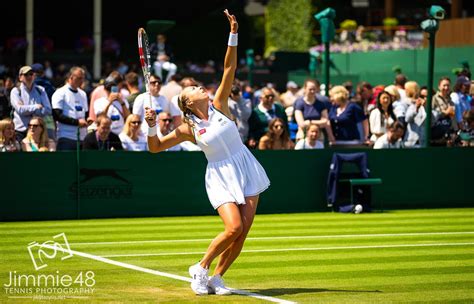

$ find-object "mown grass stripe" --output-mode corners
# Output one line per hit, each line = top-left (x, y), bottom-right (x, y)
(98, 242), (474, 258)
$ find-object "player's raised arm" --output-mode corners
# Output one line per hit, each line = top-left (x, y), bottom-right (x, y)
(213, 9), (238, 118)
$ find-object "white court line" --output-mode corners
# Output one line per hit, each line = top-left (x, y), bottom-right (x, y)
(71, 231), (474, 246)
(41, 244), (295, 304)
(101, 242), (474, 258)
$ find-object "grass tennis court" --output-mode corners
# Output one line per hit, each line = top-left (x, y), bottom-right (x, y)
(1, 208), (473, 303)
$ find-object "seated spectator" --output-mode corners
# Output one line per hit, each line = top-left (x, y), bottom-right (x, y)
(52, 66), (89, 151)
(404, 81), (426, 147)
(328, 85), (369, 143)
(83, 114), (123, 151)
(93, 77), (130, 135)
(373, 121), (405, 149)
(369, 91), (396, 142)
(21, 116), (55, 152)
(258, 117), (294, 150)
(431, 77), (455, 145)
(155, 111), (199, 151)
(10, 66), (52, 142)
(294, 79), (335, 143)
(0, 118), (21, 152)
(248, 87), (287, 148)
(228, 85), (252, 143)
(133, 75), (181, 132)
(119, 114), (147, 151)
(295, 123), (324, 150)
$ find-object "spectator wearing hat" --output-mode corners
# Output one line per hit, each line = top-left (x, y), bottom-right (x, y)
(10, 65), (52, 142)
(451, 75), (472, 130)
(51, 66), (89, 150)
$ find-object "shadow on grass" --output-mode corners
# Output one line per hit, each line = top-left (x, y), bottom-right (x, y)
(244, 288), (382, 296)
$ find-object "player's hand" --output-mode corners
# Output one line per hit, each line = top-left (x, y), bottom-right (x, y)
(144, 107), (156, 127)
(224, 9), (238, 33)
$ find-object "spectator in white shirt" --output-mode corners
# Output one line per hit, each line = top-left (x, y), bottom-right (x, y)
(374, 121), (405, 149)
(93, 78), (130, 135)
(119, 114), (147, 151)
(295, 123), (324, 150)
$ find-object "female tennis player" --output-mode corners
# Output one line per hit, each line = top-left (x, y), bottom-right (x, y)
(144, 10), (270, 295)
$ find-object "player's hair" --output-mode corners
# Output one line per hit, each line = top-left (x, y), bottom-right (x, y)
(177, 92), (195, 128)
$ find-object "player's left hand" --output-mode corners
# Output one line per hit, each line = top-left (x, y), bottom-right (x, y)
(224, 9), (238, 33)
(144, 107), (156, 127)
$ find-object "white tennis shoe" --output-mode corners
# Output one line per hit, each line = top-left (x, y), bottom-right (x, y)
(208, 274), (232, 295)
(188, 263), (209, 295)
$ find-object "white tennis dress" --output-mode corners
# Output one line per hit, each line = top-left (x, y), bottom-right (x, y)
(192, 105), (270, 209)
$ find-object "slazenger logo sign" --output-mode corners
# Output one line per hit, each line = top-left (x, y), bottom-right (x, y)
(69, 168), (133, 199)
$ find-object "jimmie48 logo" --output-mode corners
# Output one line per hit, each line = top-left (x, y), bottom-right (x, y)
(27, 233), (73, 271)
(3, 233), (96, 299)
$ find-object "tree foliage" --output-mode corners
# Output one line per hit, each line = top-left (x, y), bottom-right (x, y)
(265, 0), (312, 57)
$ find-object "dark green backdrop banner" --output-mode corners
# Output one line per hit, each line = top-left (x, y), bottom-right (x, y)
(0, 148), (472, 221)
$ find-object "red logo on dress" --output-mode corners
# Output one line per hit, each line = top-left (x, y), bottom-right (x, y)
(199, 128), (206, 135)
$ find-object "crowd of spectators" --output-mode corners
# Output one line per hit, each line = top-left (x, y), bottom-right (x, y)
(0, 55), (473, 153)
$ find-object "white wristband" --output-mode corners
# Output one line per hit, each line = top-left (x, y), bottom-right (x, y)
(147, 125), (157, 137)
(228, 33), (238, 46)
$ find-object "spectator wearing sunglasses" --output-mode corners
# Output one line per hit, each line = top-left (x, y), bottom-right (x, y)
(119, 114), (147, 151)
(248, 87), (287, 148)
(133, 75), (181, 133)
(10, 65), (52, 142)
(20, 116), (55, 152)
(258, 117), (294, 150)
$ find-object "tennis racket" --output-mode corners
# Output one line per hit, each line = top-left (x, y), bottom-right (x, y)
(137, 28), (152, 109)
